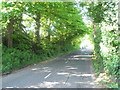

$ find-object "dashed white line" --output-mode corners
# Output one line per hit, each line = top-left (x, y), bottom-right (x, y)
(44, 73), (52, 79)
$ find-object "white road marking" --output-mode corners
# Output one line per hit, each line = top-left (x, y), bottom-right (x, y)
(44, 73), (52, 79)
(65, 61), (68, 63)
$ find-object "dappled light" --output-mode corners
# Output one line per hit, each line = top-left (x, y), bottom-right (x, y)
(6, 86), (19, 88)
(71, 74), (94, 77)
(1, 1), (119, 89)
(2, 49), (99, 88)
(31, 67), (52, 73)
(31, 68), (40, 71)
(63, 49), (93, 61)
(70, 55), (92, 58)
(27, 82), (61, 88)
(65, 66), (78, 70)
(57, 72), (69, 76)
(64, 57), (91, 60)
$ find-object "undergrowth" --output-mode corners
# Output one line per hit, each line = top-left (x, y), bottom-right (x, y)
(2, 44), (78, 74)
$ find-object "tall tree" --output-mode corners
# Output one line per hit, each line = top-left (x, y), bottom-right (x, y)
(6, 17), (14, 48)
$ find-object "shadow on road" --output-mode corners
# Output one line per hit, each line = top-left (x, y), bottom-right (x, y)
(2, 49), (100, 88)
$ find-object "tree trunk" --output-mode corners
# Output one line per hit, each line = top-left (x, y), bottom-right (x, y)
(7, 18), (14, 48)
(47, 19), (51, 41)
(35, 13), (41, 43)
(93, 23), (104, 72)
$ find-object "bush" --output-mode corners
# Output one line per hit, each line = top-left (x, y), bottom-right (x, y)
(2, 41), (79, 74)
(2, 47), (43, 73)
(93, 25), (119, 88)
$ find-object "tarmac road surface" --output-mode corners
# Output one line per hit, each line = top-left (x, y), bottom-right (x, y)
(2, 49), (100, 88)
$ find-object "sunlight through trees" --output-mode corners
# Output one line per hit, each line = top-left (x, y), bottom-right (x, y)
(1, 1), (119, 88)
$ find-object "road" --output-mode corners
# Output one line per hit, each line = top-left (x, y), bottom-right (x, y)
(2, 49), (100, 88)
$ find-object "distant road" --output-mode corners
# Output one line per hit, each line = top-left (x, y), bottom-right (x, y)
(2, 49), (100, 88)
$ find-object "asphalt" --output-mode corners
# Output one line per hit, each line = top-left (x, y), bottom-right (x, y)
(2, 49), (100, 88)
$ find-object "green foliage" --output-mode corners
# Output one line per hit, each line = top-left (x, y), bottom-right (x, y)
(2, 46), (42, 73)
(1, 1), (88, 76)
(101, 28), (119, 78)
(1, 2), (87, 49)
(88, 2), (105, 23)
(93, 25), (104, 72)
(92, 24), (119, 89)
(1, 2), (119, 89)
(2, 41), (78, 73)
(83, 1), (119, 88)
